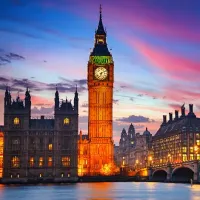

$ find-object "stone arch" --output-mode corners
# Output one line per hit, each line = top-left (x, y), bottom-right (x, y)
(152, 169), (168, 182)
(172, 165), (194, 175)
(172, 166), (194, 183)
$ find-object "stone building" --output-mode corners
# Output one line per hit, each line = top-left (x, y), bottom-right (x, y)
(152, 104), (200, 166)
(2, 87), (78, 183)
(115, 124), (152, 172)
(78, 6), (115, 176)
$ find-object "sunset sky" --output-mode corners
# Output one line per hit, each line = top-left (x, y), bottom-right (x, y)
(0, 0), (200, 144)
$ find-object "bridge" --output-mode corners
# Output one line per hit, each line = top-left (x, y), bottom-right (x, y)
(146, 160), (200, 183)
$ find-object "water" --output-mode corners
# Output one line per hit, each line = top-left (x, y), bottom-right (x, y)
(0, 182), (200, 200)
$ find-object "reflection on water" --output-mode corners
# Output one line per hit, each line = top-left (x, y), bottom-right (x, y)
(0, 182), (200, 200)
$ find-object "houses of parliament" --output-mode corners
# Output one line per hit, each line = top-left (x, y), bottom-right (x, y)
(0, 6), (115, 182)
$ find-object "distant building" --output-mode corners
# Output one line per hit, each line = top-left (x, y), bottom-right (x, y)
(2, 87), (78, 183)
(152, 104), (200, 166)
(115, 124), (152, 172)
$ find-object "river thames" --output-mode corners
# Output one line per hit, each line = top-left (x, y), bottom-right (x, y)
(0, 182), (200, 200)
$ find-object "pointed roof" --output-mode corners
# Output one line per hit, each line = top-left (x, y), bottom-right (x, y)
(96, 4), (106, 36)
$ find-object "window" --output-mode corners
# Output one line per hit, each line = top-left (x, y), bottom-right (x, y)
(197, 154), (200, 160)
(131, 141), (134, 144)
(39, 157), (43, 167)
(29, 157), (34, 167)
(190, 147), (194, 153)
(197, 140), (200, 145)
(190, 154), (194, 160)
(14, 117), (20, 125)
(39, 173), (42, 178)
(11, 156), (20, 168)
(64, 118), (69, 125)
(62, 156), (70, 167)
(17, 174), (20, 178)
(182, 147), (187, 153)
(67, 173), (70, 177)
(182, 154), (187, 162)
(48, 144), (53, 151)
(48, 157), (52, 167)
(61, 173), (64, 178)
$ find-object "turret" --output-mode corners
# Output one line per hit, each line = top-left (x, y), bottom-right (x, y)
(168, 113), (173, 122)
(74, 85), (79, 113)
(25, 87), (31, 110)
(181, 104), (185, 118)
(4, 87), (9, 108)
(54, 87), (59, 110)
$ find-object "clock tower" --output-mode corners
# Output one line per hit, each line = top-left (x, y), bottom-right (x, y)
(87, 5), (114, 175)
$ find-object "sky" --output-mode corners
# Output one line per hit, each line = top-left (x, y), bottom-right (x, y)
(0, 0), (200, 144)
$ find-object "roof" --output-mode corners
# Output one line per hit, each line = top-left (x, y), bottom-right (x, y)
(154, 116), (200, 139)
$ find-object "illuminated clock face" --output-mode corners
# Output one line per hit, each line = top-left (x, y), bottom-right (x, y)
(95, 67), (108, 80)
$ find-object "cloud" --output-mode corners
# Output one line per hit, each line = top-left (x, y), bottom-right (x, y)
(116, 115), (154, 123)
(0, 76), (87, 94)
(0, 51), (25, 65)
(31, 106), (54, 115)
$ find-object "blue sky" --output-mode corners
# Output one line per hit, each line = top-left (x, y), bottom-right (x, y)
(0, 0), (200, 143)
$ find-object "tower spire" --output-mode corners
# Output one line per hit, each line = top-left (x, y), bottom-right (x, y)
(96, 4), (106, 36)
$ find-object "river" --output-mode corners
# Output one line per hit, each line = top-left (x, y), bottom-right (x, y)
(0, 182), (200, 200)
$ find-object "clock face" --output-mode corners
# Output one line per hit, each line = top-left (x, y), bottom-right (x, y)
(94, 67), (108, 80)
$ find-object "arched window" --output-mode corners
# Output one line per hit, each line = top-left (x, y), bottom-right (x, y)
(63, 118), (69, 125)
(11, 156), (20, 168)
(14, 117), (20, 125)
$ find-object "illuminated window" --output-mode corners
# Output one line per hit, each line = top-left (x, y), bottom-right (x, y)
(11, 156), (20, 168)
(190, 154), (194, 160)
(62, 156), (70, 167)
(39, 157), (43, 167)
(182, 154), (187, 161)
(39, 173), (42, 178)
(48, 157), (52, 167)
(67, 173), (70, 177)
(61, 173), (64, 178)
(10, 174), (13, 178)
(48, 144), (53, 151)
(131, 141), (134, 144)
(29, 157), (34, 167)
(190, 147), (194, 153)
(97, 38), (104, 44)
(197, 154), (200, 160)
(197, 140), (200, 145)
(17, 174), (20, 178)
(14, 117), (20, 125)
(64, 118), (69, 125)
(182, 147), (187, 153)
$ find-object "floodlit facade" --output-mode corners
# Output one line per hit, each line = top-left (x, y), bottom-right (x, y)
(78, 6), (115, 176)
(152, 104), (200, 166)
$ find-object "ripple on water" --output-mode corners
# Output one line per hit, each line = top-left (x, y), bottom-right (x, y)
(0, 182), (199, 200)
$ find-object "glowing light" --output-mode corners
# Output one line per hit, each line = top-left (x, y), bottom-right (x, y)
(100, 163), (119, 176)
(0, 132), (3, 178)
(194, 145), (199, 153)
(48, 143), (53, 151)
(64, 118), (69, 125)
(14, 117), (20, 125)
(90, 56), (113, 65)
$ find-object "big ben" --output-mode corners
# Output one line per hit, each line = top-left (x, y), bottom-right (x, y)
(87, 5), (114, 175)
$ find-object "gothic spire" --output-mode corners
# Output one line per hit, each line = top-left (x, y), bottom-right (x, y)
(96, 4), (106, 36)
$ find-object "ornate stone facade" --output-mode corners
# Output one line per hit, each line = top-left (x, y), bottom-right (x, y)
(115, 124), (152, 172)
(2, 87), (78, 183)
(78, 6), (114, 176)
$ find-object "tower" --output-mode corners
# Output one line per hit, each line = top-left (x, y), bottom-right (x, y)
(87, 5), (114, 175)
